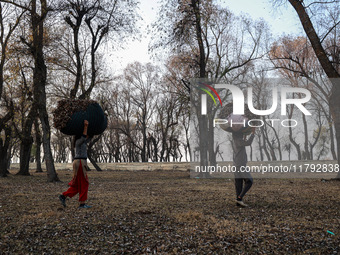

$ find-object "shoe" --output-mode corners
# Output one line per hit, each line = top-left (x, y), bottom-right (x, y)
(79, 204), (92, 209)
(235, 200), (248, 207)
(59, 195), (66, 207)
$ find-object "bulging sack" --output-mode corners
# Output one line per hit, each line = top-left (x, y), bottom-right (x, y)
(219, 114), (252, 134)
(218, 102), (257, 134)
(53, 99), (107, 136)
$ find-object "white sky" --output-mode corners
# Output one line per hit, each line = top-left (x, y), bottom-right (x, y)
(108, 0), (303, 72)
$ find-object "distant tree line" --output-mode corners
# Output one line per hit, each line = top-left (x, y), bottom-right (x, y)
(0, 0), (339, 180)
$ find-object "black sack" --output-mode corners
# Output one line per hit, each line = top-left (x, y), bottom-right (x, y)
(53, 99), (107, 136)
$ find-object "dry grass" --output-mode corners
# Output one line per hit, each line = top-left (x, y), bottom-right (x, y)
(0, 169), (339, 254)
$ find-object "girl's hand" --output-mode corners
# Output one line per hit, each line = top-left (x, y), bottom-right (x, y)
(84, 120), (89, 126)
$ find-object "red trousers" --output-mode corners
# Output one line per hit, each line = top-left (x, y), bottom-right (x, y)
(63, 159), (89, 202)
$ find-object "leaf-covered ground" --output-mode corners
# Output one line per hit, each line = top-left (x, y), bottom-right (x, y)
(0, 169), (339, 254)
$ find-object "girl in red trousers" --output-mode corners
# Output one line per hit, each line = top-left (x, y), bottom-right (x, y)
(59, 120), (92, 209)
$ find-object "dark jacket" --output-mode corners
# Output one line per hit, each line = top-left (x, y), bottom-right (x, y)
(232, 133), (255, 167)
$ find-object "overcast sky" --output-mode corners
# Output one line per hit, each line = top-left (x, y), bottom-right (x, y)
(108, 0), (303, 71)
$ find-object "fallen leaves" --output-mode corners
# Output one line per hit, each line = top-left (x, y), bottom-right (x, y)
(0, 171), (339, 254)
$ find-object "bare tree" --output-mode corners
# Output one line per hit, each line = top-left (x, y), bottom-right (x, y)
(0, 2), (24, 176)
(51, 131), (70, 163)
(270, 35), (337, 160)
(0, 106), (13, 177)
(124, 62), (159, 162)
(283, 0), (340, 177)
(55, 0), (139, 98)
(1, 0), (60, 181)
(155, 83), (182, 162)
(50, 0), (139, 169)
(153, 0), (269, 170)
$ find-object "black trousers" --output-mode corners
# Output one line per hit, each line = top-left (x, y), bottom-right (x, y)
(234, 166), (253, 199)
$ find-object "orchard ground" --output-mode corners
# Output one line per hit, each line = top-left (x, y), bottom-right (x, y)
(0, 165), (339, 254)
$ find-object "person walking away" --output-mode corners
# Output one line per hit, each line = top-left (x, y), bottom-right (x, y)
(232, 127), (255, 207)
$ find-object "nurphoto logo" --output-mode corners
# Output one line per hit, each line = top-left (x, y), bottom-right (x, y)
(197, 83), (312, 128)
(200, 84), (311, 116)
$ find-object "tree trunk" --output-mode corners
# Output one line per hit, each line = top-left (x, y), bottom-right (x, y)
(329, 85), (340, 179)
(302, 113), (311, 160)
(0, 154), (8, 177)
(287, 105), (301, 160)
(87, 135), (103, 171)
(184, 117), (191, 162)
(258, 135), (264, 161)
(0, 126), (12, 177)
(114, 131), (121, 162)
(40, 111), (59, 181)
(289, 125), (301, 160)
(261, 130), (271, 161)
(309, 115), (323, 160)
(262, 122), (277, 161)
(0, 110), (13, 177)
(208, 114), (216, 166)
(18, 136), (33, 176)
(141, 132), (147, 162)
(6, 143), (11, 173)
(30, 0), (59, 182)
(17, 106), (36, 176)
(34, 119), (43, 172)
(88, 154), (102, 172)
(288, 0), (339, 79)
(267, 122), (282, 160)
(288, 0), (340, 175)
(191, 0), (209, 177)
(329, 117), (337, 160)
